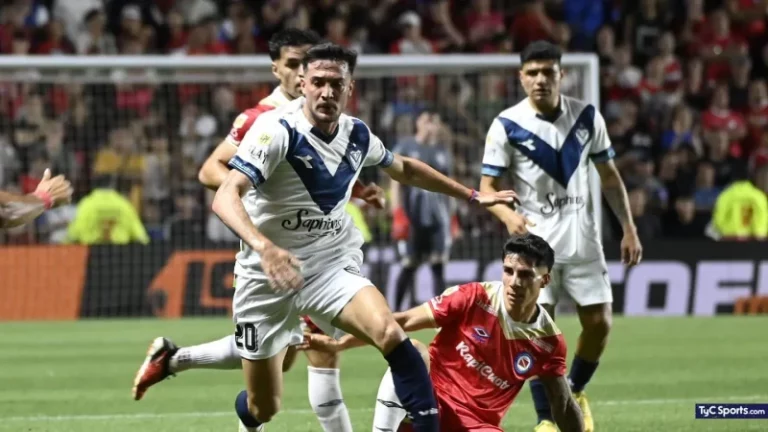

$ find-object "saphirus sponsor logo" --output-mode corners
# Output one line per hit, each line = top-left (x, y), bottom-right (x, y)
(281, 209), (343, 234)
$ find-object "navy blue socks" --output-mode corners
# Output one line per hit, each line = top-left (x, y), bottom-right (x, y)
(529, 379), (553, 423)
(235, 390), (262, 429)
(384, 339), (439, 431)
(569, 356), (599, 393)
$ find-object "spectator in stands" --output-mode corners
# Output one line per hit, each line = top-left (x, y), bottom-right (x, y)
(143, 128), (172, 219)
(390, 11), (434, 54)
(32, 18), (74, 54)
(464, 0), (505, 52)
(663, 194), (709, 238)
(13, 91), (47, 172)
(66, 176), (149, 245)
(76, 8), (117, 55)
(628, 185), (662, 239)
(166, 189), (206, 247)
(694, 161), (723, 210)
(92, 125), (145, 211)
(52, 0), (102, 43)
(44, 120), (79, 187)
(511, 0), (556, 51)
(711, 165), (768, 240)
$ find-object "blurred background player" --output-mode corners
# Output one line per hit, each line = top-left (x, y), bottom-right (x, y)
(0, 168), (72, 228)
(302, 234), (584, 432)
(214, 43), (517, 432)
(132, 29), (382, 432)
(391, 110), (456, 309)
(479, 41), (642, 432)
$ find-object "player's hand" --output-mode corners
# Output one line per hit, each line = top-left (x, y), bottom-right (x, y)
(34, 169), (72, 207)
(296, 334), (341, 353)
(621, 230), (643, 267)
(261, 244), (304, 292)
(504, 211), (536, 236)
(472, 189), (519, 207)
(358, 182), (386, 209)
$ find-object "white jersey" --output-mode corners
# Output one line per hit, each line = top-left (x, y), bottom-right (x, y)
(482, 95), (615, 264)
(229, 100), (394, 277)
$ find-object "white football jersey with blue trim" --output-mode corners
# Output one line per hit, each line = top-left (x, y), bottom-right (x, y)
(482, 95), (615, 263)
(230, 99), (394, 277)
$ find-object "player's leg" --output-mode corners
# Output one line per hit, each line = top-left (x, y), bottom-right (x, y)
(394, 229), (425, 310)
(300, 316), (353, 432)
(427, 225), (451, 298)
(236, 349), (288, 431)
(372, 340), (430, 432)
(132, 334), (241, 400)
(529, 265), (563, 431)
(233, 276), (303, 430)
(299, 265), (439, 431)
(561, 260), (613, 432)
(333, 288), (438, 431)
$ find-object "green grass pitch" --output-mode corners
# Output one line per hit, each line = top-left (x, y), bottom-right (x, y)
(1, 316), (766, 431)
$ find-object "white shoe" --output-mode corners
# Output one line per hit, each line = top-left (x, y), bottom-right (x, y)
(238, 420), (263, 432)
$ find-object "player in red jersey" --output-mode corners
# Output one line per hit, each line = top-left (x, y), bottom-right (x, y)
(132, 29), (382, 432)
(301, 234), (584, 432)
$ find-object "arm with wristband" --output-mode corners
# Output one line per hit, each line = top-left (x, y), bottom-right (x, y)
(0, 169), (72, 229)
(381, 153), (515, 206)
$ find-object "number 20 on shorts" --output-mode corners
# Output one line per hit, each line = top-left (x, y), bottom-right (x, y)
(235, 323), (259, 352)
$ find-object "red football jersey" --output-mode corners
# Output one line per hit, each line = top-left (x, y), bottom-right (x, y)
(224, 86), (290, 147)
(424, 282), (566, 431)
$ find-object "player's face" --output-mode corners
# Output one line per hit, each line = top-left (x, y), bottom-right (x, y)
(301, 59), (354, 123)
(501, 254), (550, 315)
(519, 60), (562, 108)
(273, 45), (312, 99)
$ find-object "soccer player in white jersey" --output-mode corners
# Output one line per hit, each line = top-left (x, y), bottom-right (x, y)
(213, 43), (517, 432)
(479, 41), (643, 432)
(132, 29), (382, 432)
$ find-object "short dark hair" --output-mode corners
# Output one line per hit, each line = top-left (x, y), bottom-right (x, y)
(502, 234), (555, 271)
(268, 28), (322, 61)
(302, 42), (358, 75)
(520, 40), (562, 66)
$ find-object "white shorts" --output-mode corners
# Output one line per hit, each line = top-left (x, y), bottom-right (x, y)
(538, 259), (612, 307)
(232, 261), (372, 360)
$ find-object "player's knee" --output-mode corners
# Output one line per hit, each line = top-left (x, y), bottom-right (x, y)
(410, 339), (430, 370)
(373, 318), (407, 353)
(248, 393), (281, 423)
(584, 312), (612, 340)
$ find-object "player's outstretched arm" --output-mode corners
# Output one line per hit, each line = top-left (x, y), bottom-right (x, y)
(199, 140), (237, 190)
(479, 175), (534, 235)
(0, 169), (72, 229)
(382, 154), (517, 206)
(299, 304), (438, 353)
(594, 160), (642, 266)
(540, 375), (585, 432)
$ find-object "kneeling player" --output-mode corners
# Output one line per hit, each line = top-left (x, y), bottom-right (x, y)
(302, 234), (584, 432)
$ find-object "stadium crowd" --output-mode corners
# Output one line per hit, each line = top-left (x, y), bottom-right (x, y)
(1, 0), (767, 245)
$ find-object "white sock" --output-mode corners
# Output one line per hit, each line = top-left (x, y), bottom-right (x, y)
(308, 367), (353, 432)
(372, 368), (407, 432)
(169, 335), (241, 373)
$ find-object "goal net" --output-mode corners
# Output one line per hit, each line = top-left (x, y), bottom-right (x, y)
(0, 53), (598, 319)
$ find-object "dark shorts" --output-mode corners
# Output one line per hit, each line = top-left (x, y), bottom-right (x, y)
(398, 224), (451, 264)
